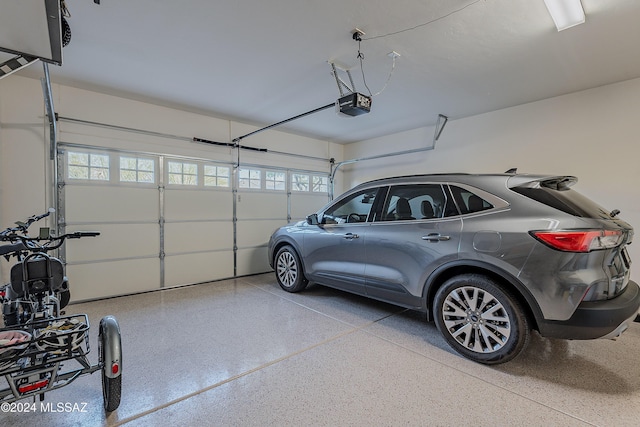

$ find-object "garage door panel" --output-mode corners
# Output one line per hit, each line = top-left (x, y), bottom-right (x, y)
(236, 192), (287, 219)
(66, 186), (159, 223)
(291, 193), (329, 221)
(164, 251), (234, 287)
(235, 189), (286, 279)
(67, 259), (160, 302)
(236, 220), (286, 248)
(65, 223), (159, 262)
(237, 247), (271, 276)
(165, 189), (233, 221)
(164, 221), (233, 253)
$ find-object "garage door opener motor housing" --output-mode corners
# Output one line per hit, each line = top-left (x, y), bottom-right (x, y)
(336, 92), (372, 117)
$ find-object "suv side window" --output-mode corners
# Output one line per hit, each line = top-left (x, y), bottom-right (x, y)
(322, 188), (379, 224)
(449, 185), (493, 214)
(379, 184), (453, 221)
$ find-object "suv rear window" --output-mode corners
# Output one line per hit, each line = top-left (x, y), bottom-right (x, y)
(512, 184), (612, 219)
(449, 185), (493, 215)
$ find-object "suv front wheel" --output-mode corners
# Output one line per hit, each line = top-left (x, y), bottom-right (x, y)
(434, 274), (530, 364)
(274, 245), (308, 293)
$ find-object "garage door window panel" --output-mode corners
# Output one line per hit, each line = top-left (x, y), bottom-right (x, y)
(239, 168), (261, 189)
(312, 175), (328, 193)
(168, 161), (198, 186)
(204, 165), (230, 188)
(68, 151), (110, 181)
(291, 173), (310, 192)
(120, 156), (155, 183)
(265, 170), (286, 191)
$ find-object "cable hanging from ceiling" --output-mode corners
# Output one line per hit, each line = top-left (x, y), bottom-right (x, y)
(354, 34), (398, 98)
(362, 0), (485, 41)
(353, 0), (483, 98)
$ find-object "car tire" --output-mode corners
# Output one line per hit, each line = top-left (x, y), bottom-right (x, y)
(434, 274), (530, 364)
(274, 245), (308, 293)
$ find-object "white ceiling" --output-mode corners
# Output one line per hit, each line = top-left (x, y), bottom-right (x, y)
(3, 0), (640, 144)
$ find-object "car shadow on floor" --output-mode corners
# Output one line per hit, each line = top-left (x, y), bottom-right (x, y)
(493, 331), (638, 394)
(304, 282), (639, 394)
(262, 275), (639, 395)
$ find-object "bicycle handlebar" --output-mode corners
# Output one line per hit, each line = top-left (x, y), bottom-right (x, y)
(0, 208), (55, 240)
(0, 209), (100, 257)
(31, 207), (55, 224)
(68, 231), (101, 238)
(0, 232), (100, 258)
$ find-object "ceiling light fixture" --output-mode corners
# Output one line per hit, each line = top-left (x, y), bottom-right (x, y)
(543, 0), (585, 31)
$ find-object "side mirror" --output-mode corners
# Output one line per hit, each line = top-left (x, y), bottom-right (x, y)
(306, 214), (319, 225)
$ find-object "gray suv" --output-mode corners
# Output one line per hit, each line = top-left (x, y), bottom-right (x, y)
(267, 173), (640, 364)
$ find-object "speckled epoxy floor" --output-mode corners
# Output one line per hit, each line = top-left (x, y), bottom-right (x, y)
(3, 273), (640, 426)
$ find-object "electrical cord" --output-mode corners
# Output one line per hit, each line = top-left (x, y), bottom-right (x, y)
(372, 55), (397, 97)
(357, 39), (398, 98)
(353, 0), (484, 98)
(357, 40), (373, 97)
(363, 0), (484, 41)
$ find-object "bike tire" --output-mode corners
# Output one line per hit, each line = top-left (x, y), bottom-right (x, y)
(102, 371), (122, 412)
(99, 318), (122, 412)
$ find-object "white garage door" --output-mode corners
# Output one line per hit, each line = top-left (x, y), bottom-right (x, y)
(60, 148), (162, 301)
(235, 166), (329, 275)
(162, 158), (235, 287)
(58, 144), (329, 301)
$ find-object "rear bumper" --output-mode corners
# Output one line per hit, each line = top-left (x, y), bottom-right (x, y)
(538, 280), (640, 340)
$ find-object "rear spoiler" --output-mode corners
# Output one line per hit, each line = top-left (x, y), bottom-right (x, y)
(507, 175), (577, 191)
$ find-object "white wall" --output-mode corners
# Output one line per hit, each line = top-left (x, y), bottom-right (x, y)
(0, 75), (343, 283)
(344, 77), (640, 279)
(0, 75), (50, 250)
(4, 73), (640, 285)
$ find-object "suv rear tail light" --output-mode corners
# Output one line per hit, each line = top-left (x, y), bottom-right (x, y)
(531, 230), (623, 252)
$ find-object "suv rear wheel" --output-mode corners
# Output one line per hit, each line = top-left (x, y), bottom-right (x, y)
(434, 274), (530, 364)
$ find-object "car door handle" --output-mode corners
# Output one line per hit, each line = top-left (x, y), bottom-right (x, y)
(343, 233), (359, 240)
(422, 233), (450, 242)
